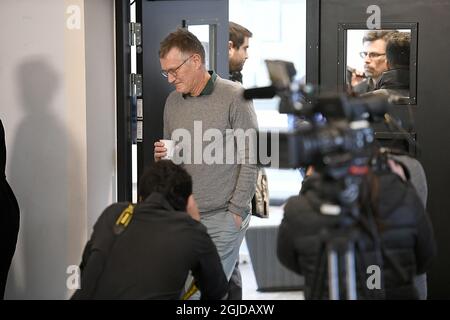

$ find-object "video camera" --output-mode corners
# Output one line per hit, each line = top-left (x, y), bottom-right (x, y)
(250, 62), (430, 300)
(244, 61), (391, 299)
(243, 60), (391, 175)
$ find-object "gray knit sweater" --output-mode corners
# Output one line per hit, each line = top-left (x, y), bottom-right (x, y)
(163, 75), (258, 217)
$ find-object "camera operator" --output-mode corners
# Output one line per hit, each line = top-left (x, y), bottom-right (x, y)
(244, 59), (436, 299)
(277, 150), (436, 299)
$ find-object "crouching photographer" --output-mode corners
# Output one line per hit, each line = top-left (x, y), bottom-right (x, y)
(244, 60), (436, 299)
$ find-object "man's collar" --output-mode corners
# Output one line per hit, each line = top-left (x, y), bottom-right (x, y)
(143, 192), (175, 211)
(200, 70), (217, 95)
(229, 71), (243, 83)
(376, 68), (410, 90)
(182, 71), (217, 99)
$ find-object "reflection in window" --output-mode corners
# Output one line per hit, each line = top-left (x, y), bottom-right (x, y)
(346, 29), (411, 102)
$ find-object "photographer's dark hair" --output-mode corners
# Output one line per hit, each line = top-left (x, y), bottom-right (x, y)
(229, 21), (252, 49)
(138, 160), (192, 211)
(386, 32), (410, 69)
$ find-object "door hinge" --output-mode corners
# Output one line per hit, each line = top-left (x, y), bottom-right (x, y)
(128, 22), (142, 47)
(129, 73), (142, 97)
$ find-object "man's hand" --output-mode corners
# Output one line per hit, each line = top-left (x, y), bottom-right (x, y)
(388, 159), (407, 181)
(186, 195), (201, 221)
(305, 166), (315, 177)
(231, 212), (242, 230)
(154, 141), (167, 162)
(351, 69), (365, 86)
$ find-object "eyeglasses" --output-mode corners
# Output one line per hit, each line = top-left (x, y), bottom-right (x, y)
(161, 55), (194, 78)
(359, 51), (386, 59)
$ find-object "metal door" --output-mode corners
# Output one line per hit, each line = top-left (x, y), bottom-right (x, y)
(307, 0), (450, 299)
(135, 0), (229, 186)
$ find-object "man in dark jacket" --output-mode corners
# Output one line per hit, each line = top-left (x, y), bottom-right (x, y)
(353, 31), (394, 95)
(277, 157), (436, 299)
(72, 160), (228, 300)
(362, 32), (411, 101)
(229, 21), (252, 84)
(0, 119), (20, 299)
(227, 21), (253, 300)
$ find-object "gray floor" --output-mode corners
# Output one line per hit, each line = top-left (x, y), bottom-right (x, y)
(240, 247), (304, 300)
(240, 205), (304, 300)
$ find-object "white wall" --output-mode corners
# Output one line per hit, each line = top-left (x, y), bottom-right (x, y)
(85, 0), (117, 231)
(0, 0), (116, 299)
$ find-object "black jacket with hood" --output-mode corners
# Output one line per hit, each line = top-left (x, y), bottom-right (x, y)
(277, 171), (436, 299)
(72, 192), (228, 300)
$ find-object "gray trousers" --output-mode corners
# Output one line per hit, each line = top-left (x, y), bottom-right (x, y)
(186, 210), (250, 299)
(201, 210), (251, 280)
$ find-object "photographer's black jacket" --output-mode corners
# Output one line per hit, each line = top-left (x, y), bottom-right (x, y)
(72, 192), (228, 300)
(277, 172), (436, 299)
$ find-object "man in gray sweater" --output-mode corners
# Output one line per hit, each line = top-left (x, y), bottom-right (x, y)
(154, 29), (258, 291)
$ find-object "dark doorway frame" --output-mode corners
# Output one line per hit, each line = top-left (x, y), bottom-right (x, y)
(115, 0), (133, 202)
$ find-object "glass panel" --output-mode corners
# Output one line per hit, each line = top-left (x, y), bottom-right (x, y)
(188, 24), (214, 70)
(230, 0), (307, 204)
(346, 29), (412, 103)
